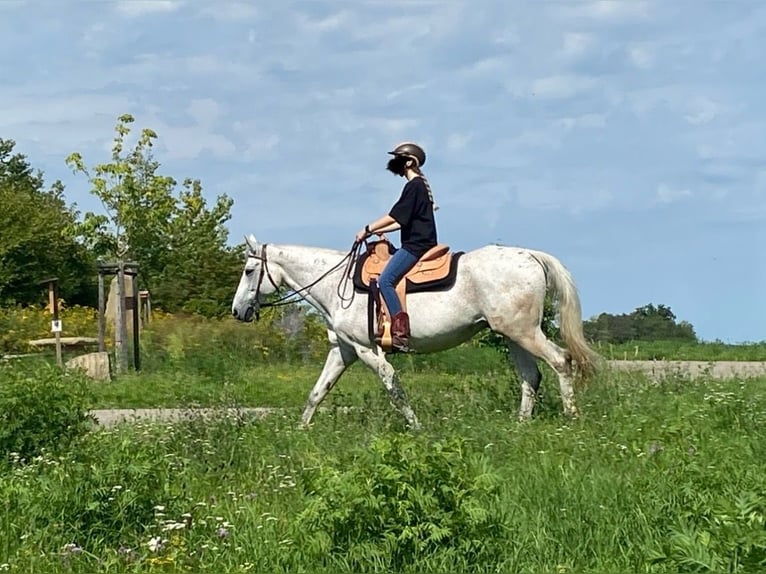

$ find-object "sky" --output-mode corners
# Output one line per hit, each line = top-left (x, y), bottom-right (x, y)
(1, 0), (764, 344)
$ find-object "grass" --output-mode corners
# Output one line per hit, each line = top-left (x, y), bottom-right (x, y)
(596, 339), (766, 361)
(2, 354), (766, 572)
(2, 314), (766, 573)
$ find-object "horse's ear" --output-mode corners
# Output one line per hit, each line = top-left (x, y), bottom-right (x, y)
(244, 234), (258, 252)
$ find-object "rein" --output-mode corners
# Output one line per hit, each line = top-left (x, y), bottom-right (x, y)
(249, 241), (363, 320)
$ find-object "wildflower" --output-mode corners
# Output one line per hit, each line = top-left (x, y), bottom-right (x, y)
(61, 543), (83, 556)
(147, 537), (166, 553)
(217, 527), (230, 539)
(118, 546), (137, 562)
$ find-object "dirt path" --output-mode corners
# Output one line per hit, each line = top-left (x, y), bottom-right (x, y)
(89, 361), (766, 426)
(607, 360), (766, 379)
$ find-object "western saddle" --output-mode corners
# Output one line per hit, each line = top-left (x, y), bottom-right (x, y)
(356, 237), (458, 352)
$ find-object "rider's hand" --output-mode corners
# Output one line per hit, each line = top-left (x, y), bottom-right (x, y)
(355, 226), (370, 243)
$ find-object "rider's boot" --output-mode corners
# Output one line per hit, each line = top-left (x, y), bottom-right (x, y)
(390, 311), (411, 353)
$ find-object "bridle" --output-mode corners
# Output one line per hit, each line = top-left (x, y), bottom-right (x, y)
(246, 241), (363, 321)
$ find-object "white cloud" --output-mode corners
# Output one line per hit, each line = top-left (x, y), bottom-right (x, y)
(3, 0), (766, 341)
(198, 3), (258, 22)
(156, 126), (236, 161)
(461, 57), (507, 77)
(187, 99), (220, 126)
(115, 0), (182, 17)
(527, 74), (598, 100)
(684, 97), (721, 125)
(242, 134), (280, 161)
(554, 113), (607, 130)
(656, 183), (692, 204)
(555, 0), (651, 23)
(628, 44), (654, 69)
(386, 82), (429, 101)
(558, 33), (593, 59)
(445, 133), (471, 153)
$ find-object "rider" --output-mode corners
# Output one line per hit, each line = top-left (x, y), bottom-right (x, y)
(355, 142), (439, 352)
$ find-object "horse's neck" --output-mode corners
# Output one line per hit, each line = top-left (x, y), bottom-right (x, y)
(268, 244), (347, 319)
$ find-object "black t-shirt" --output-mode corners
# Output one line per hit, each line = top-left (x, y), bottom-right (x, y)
(388, 176), (438, 258)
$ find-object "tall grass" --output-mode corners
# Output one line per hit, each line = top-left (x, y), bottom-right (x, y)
(1, 359), (766, 573)
(596, 339), (766, 361)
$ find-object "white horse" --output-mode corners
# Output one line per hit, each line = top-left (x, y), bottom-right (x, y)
(231, 234), (600, 430)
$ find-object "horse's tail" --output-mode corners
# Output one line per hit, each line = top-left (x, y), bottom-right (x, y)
(528, 250), (601, 380)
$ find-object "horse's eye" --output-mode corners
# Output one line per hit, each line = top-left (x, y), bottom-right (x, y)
(245, 268), (255, 277)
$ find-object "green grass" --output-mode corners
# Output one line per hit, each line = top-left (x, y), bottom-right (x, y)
(88, 346), (515, 409)
(595, 339), (766, 361)
(2, 357), (766, 572)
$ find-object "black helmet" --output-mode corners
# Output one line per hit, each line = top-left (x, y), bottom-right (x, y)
(388, 141), (426, 167)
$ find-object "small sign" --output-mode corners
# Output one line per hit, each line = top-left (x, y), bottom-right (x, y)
(51, 320), (62, 333)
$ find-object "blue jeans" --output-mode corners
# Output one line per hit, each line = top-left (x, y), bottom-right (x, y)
(378, 247), (418, 316)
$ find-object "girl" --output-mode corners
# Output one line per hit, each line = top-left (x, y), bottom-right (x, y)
(355, 142), (439, 352)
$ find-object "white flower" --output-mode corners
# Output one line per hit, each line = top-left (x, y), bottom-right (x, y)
(147, 537), (166, 553)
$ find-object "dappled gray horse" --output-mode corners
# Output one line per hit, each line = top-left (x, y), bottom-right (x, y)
(231, 234), (600, 430)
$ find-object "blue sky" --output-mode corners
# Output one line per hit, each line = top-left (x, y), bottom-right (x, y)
(2, 0), (764, 343)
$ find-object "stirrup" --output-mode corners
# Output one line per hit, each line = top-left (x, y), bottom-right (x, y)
(391, 336), (410, 353)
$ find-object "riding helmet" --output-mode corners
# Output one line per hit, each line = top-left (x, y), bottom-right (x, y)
(388, 142), (426, 167)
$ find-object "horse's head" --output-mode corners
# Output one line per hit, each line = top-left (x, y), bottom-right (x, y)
(231, 234), (280, 322)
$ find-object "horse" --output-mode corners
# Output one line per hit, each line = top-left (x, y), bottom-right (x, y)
(231, 234), (601, 430)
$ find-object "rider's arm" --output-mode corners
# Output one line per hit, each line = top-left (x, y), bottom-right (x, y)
(366, 214), (400, 235)
(373, 220), (401, 234)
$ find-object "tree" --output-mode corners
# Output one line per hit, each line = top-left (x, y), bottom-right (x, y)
(65, 114), (239, 315)
(0, 139), (95, 306)
(583, 303), (697, 343)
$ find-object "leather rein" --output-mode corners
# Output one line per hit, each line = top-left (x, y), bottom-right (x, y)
(247, 241), (362, 321)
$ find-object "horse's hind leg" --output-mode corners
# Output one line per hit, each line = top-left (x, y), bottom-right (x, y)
(354, 344), (421, 431)
(507, 340), (542, 421)
(513, 328), (578, 417)
(491, 316), (578, 417)
(301, 334), (357, 427)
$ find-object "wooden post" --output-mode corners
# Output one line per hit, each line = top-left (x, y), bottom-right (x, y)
(139, 290), (151, 325)
(46, 279), (63, 367)
(114, 263), (129, 374)
(97, 271), (106, 353)
(133, 293), (140, 371)
(126, 272), (141, 371)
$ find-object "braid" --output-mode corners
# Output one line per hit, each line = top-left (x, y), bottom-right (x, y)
(414, 168), (439, 211)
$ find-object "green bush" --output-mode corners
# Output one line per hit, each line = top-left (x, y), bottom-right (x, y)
(649, 492), (766, 572)
(0, 363), (94, 464)
(295, 434), (505, 572)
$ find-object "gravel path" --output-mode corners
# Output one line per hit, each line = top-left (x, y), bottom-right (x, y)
(607, 360), (766, 379)
(89, 361), (766, 426)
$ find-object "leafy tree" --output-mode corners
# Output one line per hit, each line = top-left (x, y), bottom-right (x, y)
(65, 114), (240, 316)
(0, 139), (95, 306)
(583, 303), (697, 344)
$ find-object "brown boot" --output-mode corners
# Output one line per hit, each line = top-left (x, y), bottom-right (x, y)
(390, 311), (411, 353)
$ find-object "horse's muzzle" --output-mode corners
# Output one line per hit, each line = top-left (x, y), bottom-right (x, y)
(231, 307), (255, 322)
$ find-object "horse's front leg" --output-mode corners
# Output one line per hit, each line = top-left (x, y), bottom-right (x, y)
(301, 334), (357, 427)
(354, 344), (421, 431)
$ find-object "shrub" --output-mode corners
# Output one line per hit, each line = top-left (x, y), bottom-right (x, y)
(294, 434), (505, 572)
(0, 362), (94, 464)
(0, 303), (99, 354)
